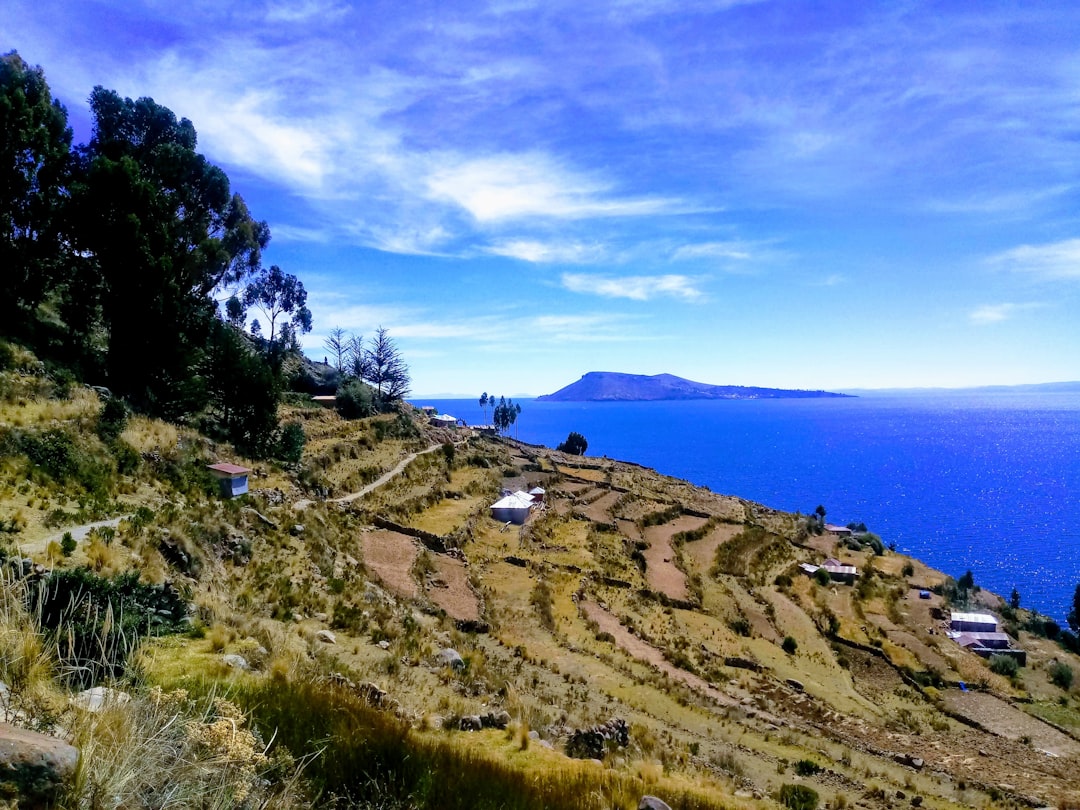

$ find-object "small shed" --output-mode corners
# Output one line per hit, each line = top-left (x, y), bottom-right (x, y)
(420, 405), (437, 415)
(489, 492), (534, 525)
(528, 486), (546, 503)
(312, 395), (337, 409)
(821, 558), (858, 583)
(207, 463), (252, 498)
(949, 611), (998, 633)
(825, 524), (853, 538)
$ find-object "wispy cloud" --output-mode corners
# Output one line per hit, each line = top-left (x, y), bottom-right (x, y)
(969, 302), (1043, 324)
(485, 239), (603, 263)
(988, 238), (1080, 280)
(425, 153), (680, 223)
(672, 241), (753, 261)
(561, 272), (704, 301)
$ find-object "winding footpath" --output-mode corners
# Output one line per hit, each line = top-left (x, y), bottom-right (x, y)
(294, 443), (445, 510)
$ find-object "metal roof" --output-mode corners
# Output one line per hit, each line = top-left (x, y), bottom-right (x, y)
(207, 463), (251, 476)
(949, 611), (997, 625)
(490, 493), (534, 510)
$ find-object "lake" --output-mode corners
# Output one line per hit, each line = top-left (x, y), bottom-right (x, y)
(417, 392), (1080, 622)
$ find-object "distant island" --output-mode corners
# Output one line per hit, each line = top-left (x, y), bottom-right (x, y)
(537, 371), (853, 401)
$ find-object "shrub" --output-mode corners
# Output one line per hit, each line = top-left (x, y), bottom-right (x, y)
(60, 532), (76, 557)
(901, 562), (914, 577)
(276, 422), (305, 463)
(556, 432), (588, 455)
(988, 654), (1019, 677)
(728, 617), (751, 637)
(793, 759), (822, 776)
(1049, 660), (1074, 690)
(335, 379), (376, 419)
(782, 636), (798, 655)
(779, 783), (819, 810)
(814, 568), (831, 587)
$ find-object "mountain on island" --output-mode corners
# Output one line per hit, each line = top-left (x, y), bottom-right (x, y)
(537, 371), (852, 401)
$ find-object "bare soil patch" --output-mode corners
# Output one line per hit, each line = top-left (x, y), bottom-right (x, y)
(941, 690), (1080, 758)
(360, 529), (420, 600)
(425, 555), (481, 622)
(641, 515), (706, 602)
(579, 490), (622, 523)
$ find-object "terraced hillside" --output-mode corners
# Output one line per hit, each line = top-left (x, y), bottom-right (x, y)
(1, 372), (1079, 809)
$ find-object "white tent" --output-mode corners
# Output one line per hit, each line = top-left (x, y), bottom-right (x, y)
(490, 492), (534, 524)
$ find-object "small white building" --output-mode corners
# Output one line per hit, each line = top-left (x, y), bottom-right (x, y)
(825, 524), (853, 538)
(949, 611), (998, 634)
(490, 492), (534, 524)
(429, 414), (458, 429)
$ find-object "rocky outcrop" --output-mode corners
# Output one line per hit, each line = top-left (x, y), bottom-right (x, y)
(565, 718), (629, 760)
(0, 723), (79, 806)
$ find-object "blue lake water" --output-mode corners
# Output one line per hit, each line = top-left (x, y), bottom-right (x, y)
(417, 393), (1080, 622)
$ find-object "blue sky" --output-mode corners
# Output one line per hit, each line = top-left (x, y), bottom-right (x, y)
(7, 0), (1080, 396)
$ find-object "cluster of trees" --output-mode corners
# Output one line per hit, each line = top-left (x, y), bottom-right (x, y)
(556, 431), (588, 455)
(478, 393), (521, 435)
(1, 51), (314, 457)
(324, 327), (410, 418)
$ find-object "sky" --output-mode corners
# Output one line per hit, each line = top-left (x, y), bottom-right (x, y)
(6, 0), (1080, 397)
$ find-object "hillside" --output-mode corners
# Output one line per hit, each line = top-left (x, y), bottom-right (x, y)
(0, 354), (1078, 809)
(538, 372), (851, 401)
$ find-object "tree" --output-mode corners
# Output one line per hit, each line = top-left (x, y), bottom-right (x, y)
(242, 264), (312, 344)
(1010, 588), (1021, 610)
(958, 570), (975, 592)
(324, 327), (348, 371)
(479, 392), (489, 422)
(0, 52), (73, 331)
(493, 396), (521, 435)
(814, 505), (826, 525)
(71, 86), (269, 416)
(1069, 583), (1080, 635)
(557, 431), (588, 455)
(365, 326), (410, 402)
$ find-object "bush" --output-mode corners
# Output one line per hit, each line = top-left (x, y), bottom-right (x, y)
(61, 532), (76, 557)
(276, 422), (305, 463)
(901, 562), (914, 577)
(814, 568), (831, 587)
(988, 654), (1019, 677)
(779, 783), (819, 810)
(782, 636), (798, 655)
(556, 431), (588, 455)
(793, 759), (822, 776)
(335, 379), (375, 419)
(1049, 661), (1074, 690)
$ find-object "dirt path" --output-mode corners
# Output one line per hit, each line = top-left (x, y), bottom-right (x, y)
(294, 443), (444, 510)
(22, 515), (132, 556)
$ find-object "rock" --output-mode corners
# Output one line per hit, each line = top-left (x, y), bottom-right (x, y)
(222, 654), (249, 670)
(482, 710), (511, 729)
(911, 797), (923, 807)
(377, 639), (391, 650)
(316, 630), (337, 644)
(896, 791), (906, 800)
(0, 722), (79, 805)
(436, 648), (465, 670)
(785, 678), (805, 691)
(459, 715), (483, 731)
(73, 687), (130, 713)
(639, 797), (673, 810)
(290, 524), (305, 536)
(314, 612), (328, 622)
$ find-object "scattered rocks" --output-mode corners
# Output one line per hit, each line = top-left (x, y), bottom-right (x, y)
(222, 654), (249, 670)
(481, 710), (511, 729)
(73, 687), (130, 713)
(0, 722), (79, 806)
(724, 656), (763, 672)
(436, 648), (465, 670)
(316, 630), (337, 644)
(566, 718), (629, 760)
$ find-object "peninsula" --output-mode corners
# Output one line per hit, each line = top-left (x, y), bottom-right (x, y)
(538, 371), (852, 401)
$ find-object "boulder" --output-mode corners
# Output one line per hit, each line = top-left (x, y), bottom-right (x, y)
(73, 686), (131, 713)
(222, 654), (249, 670)
(316, 630), (337, 644)
(436, 648), (465, 670)
(0, 723), (79, 805)
(639, 797), (673, 810)
(459, 715), (483, 731)
(482, 710), (511, 729)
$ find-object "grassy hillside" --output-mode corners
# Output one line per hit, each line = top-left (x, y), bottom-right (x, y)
(1, 351), (1078, 809)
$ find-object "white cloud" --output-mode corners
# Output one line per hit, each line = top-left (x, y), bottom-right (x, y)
(988, 238), (1080, 280)
(561, 272), (703, 301)
(969, 302), (1043, 324)
(485, 239), (602, 263)
(672, 241), (754, 261)
(425, 153), (679, 222)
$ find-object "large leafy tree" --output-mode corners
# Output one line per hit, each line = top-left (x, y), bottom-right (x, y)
(0, 52), (73, 329)
(242, 264), (312, 344)
(71, 87), (269, 416)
